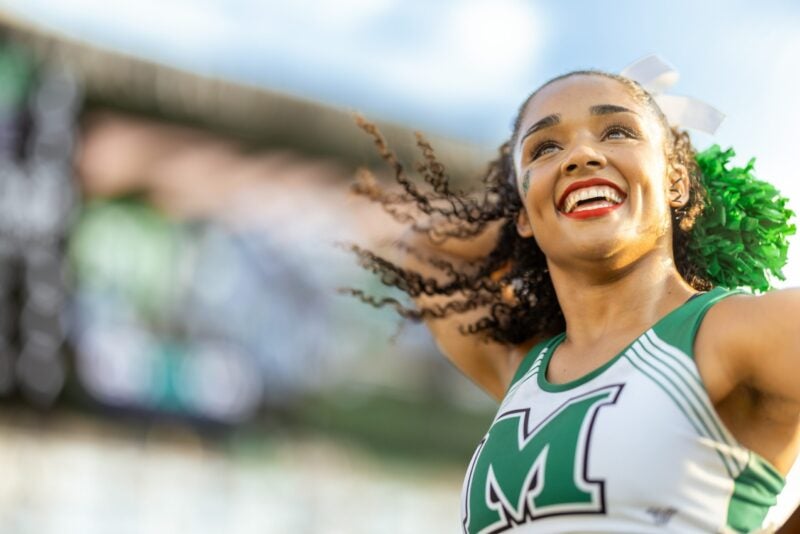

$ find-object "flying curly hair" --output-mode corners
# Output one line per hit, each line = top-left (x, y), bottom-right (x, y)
(344, 70), (711, 345)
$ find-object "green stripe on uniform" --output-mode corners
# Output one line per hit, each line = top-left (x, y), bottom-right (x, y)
(626, 345), (739, 478)
(638, 333), (746, 473)
(727, 453), (785, 532)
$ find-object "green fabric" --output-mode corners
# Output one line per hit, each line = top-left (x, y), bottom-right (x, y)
(727, 453), (785, 532)
(502, 288), (786, 532)
(536, 331), (618, 392)
(466, 386), (620, 531)
(530, 289), (732, 392)
(691, 146), (796, 292)
(650, 287), (742, 358)
(506, 337), (551, 391)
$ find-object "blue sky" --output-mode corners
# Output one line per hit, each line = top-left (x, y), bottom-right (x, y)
(1, 0), (798, 285)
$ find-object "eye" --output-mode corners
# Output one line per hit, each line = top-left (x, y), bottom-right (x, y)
(530, 141), (561, 160)
(602, 124), (640, 140)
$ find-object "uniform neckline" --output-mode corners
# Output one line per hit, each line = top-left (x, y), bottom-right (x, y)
(536, 289), (717, 392)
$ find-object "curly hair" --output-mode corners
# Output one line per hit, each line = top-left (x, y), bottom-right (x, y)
(345, 70), (712, 345)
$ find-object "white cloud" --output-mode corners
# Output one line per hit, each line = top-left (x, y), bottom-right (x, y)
(0, 0), (541, 105)
(365, 0), (541, 103)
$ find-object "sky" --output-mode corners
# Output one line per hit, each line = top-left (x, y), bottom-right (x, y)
(1, 0), (798, 286)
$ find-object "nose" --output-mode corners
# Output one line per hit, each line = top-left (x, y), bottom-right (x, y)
(560, 143), (607, 175)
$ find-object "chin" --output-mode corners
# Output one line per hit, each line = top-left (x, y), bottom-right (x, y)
(544, 226), (650, 268)
(574, 239), (627, 262)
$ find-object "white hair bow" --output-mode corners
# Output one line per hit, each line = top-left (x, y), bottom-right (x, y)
(621, 55), (725, 135)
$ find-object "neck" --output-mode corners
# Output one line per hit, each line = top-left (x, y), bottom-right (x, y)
(547, 250), (696, 348)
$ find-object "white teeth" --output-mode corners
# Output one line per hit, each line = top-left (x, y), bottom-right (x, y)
(562, 185), (624, 213)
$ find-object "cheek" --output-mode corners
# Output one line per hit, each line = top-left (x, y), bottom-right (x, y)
(646, 158), (671, 203)
(637, 162), (674, 231)
(525, 177), (556, 220)
(521, 162), (558, 205)
(623, 150), (669, 196)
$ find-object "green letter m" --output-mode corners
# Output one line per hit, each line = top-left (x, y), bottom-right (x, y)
(463, 384), (623, 533)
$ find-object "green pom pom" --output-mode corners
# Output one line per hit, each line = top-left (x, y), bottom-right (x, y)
(690, 145), (796, 292)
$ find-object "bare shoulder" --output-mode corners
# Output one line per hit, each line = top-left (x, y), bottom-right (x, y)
(698, 288), (800, 352)
(399, 222), (543, 402)
(696, 287), (800, 401)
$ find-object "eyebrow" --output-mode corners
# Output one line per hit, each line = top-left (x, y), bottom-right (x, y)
(590, 104), (638, 116)
(519, 113), (560, 144)
(519, 104), (639, 146)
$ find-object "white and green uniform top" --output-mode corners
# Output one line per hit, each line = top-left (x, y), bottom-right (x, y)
(461, 288), (798, 533)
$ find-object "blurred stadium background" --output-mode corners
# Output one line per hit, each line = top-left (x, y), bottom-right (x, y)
(0, 1), (797, 533)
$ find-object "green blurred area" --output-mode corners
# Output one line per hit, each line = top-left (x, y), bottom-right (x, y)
(288, 389), (494, 467)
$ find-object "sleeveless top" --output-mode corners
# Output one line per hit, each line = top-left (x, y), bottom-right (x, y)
(460, 288), (799, 533)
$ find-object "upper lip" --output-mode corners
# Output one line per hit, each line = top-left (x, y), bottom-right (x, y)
(557, 177), (627, 211)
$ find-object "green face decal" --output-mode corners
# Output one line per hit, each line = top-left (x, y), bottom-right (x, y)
(463, 384), (623, 533)
(521, 169), (531, 195)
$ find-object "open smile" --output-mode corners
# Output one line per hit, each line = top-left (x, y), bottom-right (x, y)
(557, 178), (627, 219)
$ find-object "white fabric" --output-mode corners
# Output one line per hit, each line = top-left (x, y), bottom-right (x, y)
(461, 329), (800, 533)
(621, 55), (725, 135)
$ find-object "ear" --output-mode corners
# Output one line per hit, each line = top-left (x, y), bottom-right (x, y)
(668, 162), (690, 208)
(516, 209), (535, 238)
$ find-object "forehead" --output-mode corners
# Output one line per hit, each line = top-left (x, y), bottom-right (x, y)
(519, 74), (648, 129)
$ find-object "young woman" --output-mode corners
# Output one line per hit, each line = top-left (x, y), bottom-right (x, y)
(349, 70), (799, 532)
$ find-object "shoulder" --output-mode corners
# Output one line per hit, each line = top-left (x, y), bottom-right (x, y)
(696, 287), (800, 401)
(698, 288), (800, 350)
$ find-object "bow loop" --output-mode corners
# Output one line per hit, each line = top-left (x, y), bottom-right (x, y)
(621, 55), (725, 135)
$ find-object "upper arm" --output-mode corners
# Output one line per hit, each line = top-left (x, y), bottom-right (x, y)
(703, 288), (800, 403)
(412, 268), (534, 400)
(423, 309), (534, 401)
(399, 224), (535, 401)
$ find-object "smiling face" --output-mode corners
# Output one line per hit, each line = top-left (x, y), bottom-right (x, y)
(512, 74), (684, 272)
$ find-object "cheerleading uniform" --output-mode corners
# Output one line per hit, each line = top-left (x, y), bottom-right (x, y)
(461, 287), (799, 533)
